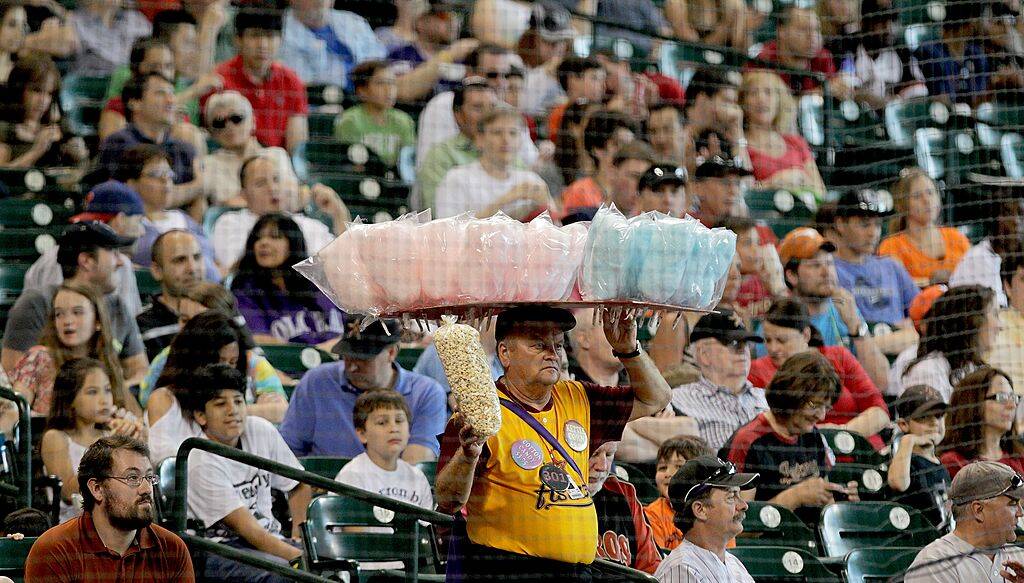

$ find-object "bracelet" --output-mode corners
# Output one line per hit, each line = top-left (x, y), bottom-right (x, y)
(613, 343), (642, 359)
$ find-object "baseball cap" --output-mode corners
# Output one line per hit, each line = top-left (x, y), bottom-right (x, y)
(71, 181), (145, 223)
(778, 227), (837, 265)
(530, 2), (575, 42)
(331, 318), (403, 359)
(908, 284), (947, 334)
(694, 155), (754, 180)
(689, 311), (764, 345)
(949, 461), (1024, 505)
(639, 165), (687, 191)
(495, 306), (577, 342)
(835, 189), (893, 218)
(668, 456), (759, 507)
(58, 220), (136, 251)
(894, 384), (948, 420)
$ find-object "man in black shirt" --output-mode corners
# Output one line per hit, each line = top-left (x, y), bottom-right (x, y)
(136, 230), (206, 360)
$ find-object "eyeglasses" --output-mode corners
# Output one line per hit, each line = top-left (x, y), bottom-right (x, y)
(684, 461), (737, 503)
(802, 400), (831, 413)
(986, 393), (1022, 406)
(101, 474), (159, 488)
(143, 169), (175, 181)
(211, 113), (245, 130)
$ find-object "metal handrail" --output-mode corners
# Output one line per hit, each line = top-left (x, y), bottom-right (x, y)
(0, 387), (30, 507)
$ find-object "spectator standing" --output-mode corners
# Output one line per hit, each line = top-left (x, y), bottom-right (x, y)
(949, 195), (1024, 308)
(545, 55), (606, 140)
(879, 168), (970, 286)
(940, 366), (1024, 478)
(584, 0), (672, 58)
(334, 60), (415, 168)
(230, 213), (345, 345)
(516, 2), (575, 118)
(664, 0), (748, 49)
(989, 253), (1024, 391)
(888, 384), (952, 531)
(334, 390), (434, 509)
(66, 0), (151, 77)
(280, 319), (447, 462)
(25, 435), (195, 582)
(135, 230), (207, 359)
(644, 436), (712, 551)
(0, 2), (26, 84)
(279, 0), (385, 88)
(849, 0), (927, 108)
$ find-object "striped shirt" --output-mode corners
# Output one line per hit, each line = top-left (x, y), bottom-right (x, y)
(654, 540), (754, 583)
(670, 378), (769, 451)
(905, 532), (1024, 583)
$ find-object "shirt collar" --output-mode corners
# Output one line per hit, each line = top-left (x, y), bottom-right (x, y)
(697, 376), (754, 397)
(78, 511), (157, 556)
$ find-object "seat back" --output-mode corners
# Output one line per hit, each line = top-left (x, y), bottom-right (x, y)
(818, 428), (885, 466)
(135, 268), (160, 297)
(415, 461), (437, 488)
(819, 502), (940, 557)
(826, 463), (887, 501)
(736, 501), (819, 554)
(743, 188), (816, 239)
(259, 344), (336, 378)
(612, 462), (660, 505)
(730, 545), (839, 582)
(844, 546), (920, 583)
(303, 495), (423, 573)
(0, 199), (74, 228)
(156, 457), (177, 520)
(300, 456), (350, 480)
(0, 228), (59, 264)
(0, 536), (38, 582)
(59, 75), (110, 136)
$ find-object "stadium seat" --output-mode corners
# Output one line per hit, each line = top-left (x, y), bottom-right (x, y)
(397, 347), (424, 371)
(730, 545), (839, 582)
(416, 461), (437, 488)
(735, 501), (820, 554)
(0, 199), (74, 229)
(303, 139), (390, 177)
(798, 95), (886, 149)
(844, 546), (920, 583)
(134, 268), (160, 298)
(896, 0), (946, 27)
(743, 188), (816, 239)
(826, 463), (887, 501)
(300, 456), (350, 480)
(309, 112), (339, 139)
(904, 23), (939, 51)
(612, 462), (660, 505)
(314, 174), (411, 219)
(202, 206), (243, 238)
(0, 536), (37, 582)
(884, 98), (951, 148)
(156, 457), (178, 520)
(306, 84), (348, 109)
(0, 228), (60, 264)
(1002, 132), (1024, 179)
(59, 75), (110, 137)
(258, 344), (336, 378)
(818, 428), (886, 466)
(818, 502), (941, 557)
(0, 263), (27, 329)
(915, 127), (1003, 183)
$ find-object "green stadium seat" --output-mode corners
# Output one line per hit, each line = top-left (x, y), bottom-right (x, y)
(306, 84), (348, 109)
(798, 96), (887, 149)
(397, 347), (424, 370)
(818, 428), (886, 466)
(0, 228), (60, 264)
(258, 343), (336, 378)
(0, 536), (37, 582)
(730, 545), (839, 582)
(303, 139), (390, 176)
(818, 502), (941, 557)
(884, 98), (951, 148)
(0, 169), (62, 196)
(300, 456), (350, 480)
(202, 206), (243, 238)
(736, 501), (820, 554)
(134, 268), (160, 298)
(60, 75), (110, 137)
(612, 462), (660, 505)
(897, 0), (946, 27)
(844, 546), (920, 583)
(314, 174), (411, 219)
(743, 188), (816, 239)
(826, 463), (887, 501)
(416, 461), (436, 488)
(915, 127), (1004, 183)
(1002, 132), (1024, 179)
(155, 457), (177, 523)
(905, 23), (940, 51)
(0, 199), (74, 228)
(309, 112), (339, 139)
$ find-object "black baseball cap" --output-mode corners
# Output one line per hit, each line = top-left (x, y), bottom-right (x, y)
(689, 311), (764, 344)
(894, 385), (948, 420)
(495, 306), (577, 342)
(331, 318), (403, 359)
(694, 155), (753, 180)
(639, 164), (687, 191)
(58, 220), (136, 250)
(668, 456), (759, 508)
(835, 189), (893, 218)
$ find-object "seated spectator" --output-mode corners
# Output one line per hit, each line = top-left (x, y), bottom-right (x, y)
(818, 0), (859, 69)
(333, 390), (434, 509)
(1, 507), (51, 538)
(210, 9), (308, 153)
(654, 456), (758, 582)
(516, 3), (574, 118)
(65, 0), (151, 77)
(0, 2), (26, 84)
(184, 363), (309, 580)
(681, 68), (747, 177)
(941, 366), (1024, 479)
(890, 285), (998, 400)
(722, 352), (858, 521)
(916, 0), (989, 105)
(752, 6), (851, 97)
(750, 298), (890, 448)
(579, 0), (671, 58)
(201, 91), (298, 209)
(587, 441), (661, 574)
(635, 164), (688, 217)
(888, 384), (952, 531)
(135, 230), (207, 358)
(671, 313), (768, 452)
(230, 213), (345, 345)
(646, 102), (685, 168)
(950, 195), (1024, 308)
(644, 435), (712, 551)
(848, 0), (927, 109)
(280, 318), (446, 462)
(279, 0), (386, 88)
(989, 254), (1024, 391)
(664, 0), (748, 49)
(690, 156), (753, 228)
(414, 324), (502, 414)
(722, 217), (783, 315)
(24, 183), (145, 318)
(545, 55), (606, 140)
(145, 309), (287, 462)
(435, 105), (551, 219)
(42, 357), (145, 523)
(904, 461), (1024, 583)
(26, 435), (194, 581)
(98, 73), (203, 212)
(3, 222), (148, 389)
(565, 140), (655, 218)
(880, 168), (970, 286)
(211, 154), (349, 271)
(334, 60), (415, 168)
(741, 70), (826, 198)
(0, 53), (87, 170)
(560, 110), (635, 213)
(416, 77), (496, 211)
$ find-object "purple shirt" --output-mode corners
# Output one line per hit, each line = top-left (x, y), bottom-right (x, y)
(234, 285), (345, 345)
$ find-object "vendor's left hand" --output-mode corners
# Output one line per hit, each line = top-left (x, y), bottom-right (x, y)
(602, 310), (638, 354)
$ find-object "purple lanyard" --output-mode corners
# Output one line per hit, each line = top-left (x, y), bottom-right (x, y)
(498, 397), (583, 479)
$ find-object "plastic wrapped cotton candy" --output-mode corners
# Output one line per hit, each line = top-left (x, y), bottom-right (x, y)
(419, 215), (469, 306)
(311, 224), (386, 314)
(637, 214), (700, 303)
(357, 214), (423, 310)
(672, 225), (736, 309)
(520, 214), (573, 301)
(461, 213), (525, 302)
(580, 206), (632, 300)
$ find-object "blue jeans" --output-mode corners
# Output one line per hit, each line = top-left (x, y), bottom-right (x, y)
(202, 537), (299, 583)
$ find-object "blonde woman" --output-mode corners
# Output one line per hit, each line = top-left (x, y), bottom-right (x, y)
(741, 70), (826, 198)
(879, 167), (970, 286)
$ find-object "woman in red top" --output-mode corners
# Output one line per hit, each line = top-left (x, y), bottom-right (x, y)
(940, 366), (1024, 479)
(749, 298), (890, 448)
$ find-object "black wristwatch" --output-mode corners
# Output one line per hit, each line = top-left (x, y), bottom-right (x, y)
(613, 343), (642, 359)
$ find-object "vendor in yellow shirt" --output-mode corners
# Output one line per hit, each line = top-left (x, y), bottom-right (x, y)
(436, 306), (671, 581)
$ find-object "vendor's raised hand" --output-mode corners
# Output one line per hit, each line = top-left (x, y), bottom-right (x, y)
(602, 310), (639, 355)
(452, 412), (487, 459)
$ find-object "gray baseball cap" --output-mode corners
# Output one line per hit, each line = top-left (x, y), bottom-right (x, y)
(949, 461), (1024, 505)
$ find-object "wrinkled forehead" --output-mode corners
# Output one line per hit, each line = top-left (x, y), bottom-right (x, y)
(504, 323), (565, 343)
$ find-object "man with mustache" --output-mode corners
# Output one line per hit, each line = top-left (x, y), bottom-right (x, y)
(26, 435), (195, 582)
(654, 456), (758, 583)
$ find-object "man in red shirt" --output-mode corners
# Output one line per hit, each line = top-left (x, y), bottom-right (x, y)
(26, 435), (194, 582)
(752, 6), (852, 98)
(208, 9), (308, 153)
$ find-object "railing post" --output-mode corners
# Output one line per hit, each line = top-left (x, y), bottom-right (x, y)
(0, 387), (31, 508)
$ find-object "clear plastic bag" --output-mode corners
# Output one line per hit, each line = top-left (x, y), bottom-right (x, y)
(419, 214), (470, 306)
(636, 213), (700, 303)
(672, 225), (737, 310)
(357, 212), (425, 311)
(461, 212), (525, 302)
(520, 213), (575, 301)
(293, 219), (387, 315)
(579, 205), (632, 300)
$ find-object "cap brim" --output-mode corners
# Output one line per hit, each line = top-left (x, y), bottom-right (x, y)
(908, 400), (948, 420)
(643, 177), (687, 190)
(330, 339), (394, 359)
(708, 472), (759, 490)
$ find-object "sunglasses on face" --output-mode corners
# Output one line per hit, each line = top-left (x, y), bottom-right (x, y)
(211, 113), (245, 130)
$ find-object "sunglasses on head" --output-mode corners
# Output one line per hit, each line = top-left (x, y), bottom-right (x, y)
(684, 461), (737, 503)
(211, 114), (245, 130)
(991, 474), (1024, 501)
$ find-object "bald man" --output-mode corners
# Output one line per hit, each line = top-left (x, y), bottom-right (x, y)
(136, 230), (208, 359)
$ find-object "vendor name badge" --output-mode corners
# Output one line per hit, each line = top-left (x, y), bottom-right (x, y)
(511, 439), (544, 470)
(564, 420), (589, 452)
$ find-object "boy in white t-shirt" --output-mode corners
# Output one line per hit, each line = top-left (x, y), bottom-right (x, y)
(184, 364), (311, 582)
(335, 390), (434, 509)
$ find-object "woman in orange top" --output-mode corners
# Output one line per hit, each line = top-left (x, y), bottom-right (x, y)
(879, 167), (970, 286)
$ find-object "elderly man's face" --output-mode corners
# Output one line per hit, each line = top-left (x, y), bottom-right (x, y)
(695, 338), (751, 384)
(344, 345), (398, 391)
(587, 441), (618, 495)
(499, 326), (565, 388)
(974, 494), (1024, 545)
(694, 486), (748, 539)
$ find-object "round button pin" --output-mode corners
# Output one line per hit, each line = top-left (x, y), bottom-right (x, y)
(510, 439), (543, 470)
(564, 420), (588, 452)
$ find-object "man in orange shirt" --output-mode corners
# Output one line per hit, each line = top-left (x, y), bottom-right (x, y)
(564, 139), (654, 218)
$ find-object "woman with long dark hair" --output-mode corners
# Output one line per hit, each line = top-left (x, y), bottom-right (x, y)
(940, 366), (1024, 478)
(230, 213), (345, 346)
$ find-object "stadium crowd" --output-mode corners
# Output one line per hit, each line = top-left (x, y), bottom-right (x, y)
(0, 0), (1021, 580)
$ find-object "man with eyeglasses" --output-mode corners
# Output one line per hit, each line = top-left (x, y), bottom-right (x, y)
(906, 460), (1024, 583)
(26, 435), (195, 582)
(670, 312), (769, 452)
(654, 456), (758, 583)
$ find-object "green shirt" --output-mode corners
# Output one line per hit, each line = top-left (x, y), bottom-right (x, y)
(416, 133), (479, 212)
(334, 104), (415, 167)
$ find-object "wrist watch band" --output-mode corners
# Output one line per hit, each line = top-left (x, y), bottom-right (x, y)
(613, 343), (642, 359)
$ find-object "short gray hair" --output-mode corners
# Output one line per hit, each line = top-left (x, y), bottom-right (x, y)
(204, 90), (254, 126)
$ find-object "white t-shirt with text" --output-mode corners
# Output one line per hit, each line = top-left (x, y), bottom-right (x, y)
(334, 452), (434, 510)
